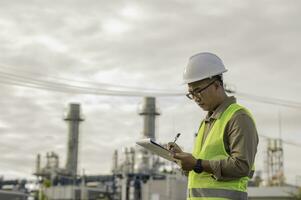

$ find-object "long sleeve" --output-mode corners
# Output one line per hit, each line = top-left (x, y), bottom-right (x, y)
(208, 110), (259, 181)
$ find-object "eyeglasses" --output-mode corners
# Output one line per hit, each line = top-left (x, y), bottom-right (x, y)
(186, 80), (216, 100)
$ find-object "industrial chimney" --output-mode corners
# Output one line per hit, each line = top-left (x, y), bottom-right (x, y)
(139, 97), (160, 140)
(135, 97), (160, 173)
(64, 103), (84, 177)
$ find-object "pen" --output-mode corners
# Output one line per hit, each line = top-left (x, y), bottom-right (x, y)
(169, 133), (181, 150)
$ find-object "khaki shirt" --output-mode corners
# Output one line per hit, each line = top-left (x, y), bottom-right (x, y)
(201, 96), (258, 181)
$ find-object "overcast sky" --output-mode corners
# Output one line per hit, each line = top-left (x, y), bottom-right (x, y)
(0, 0), (300, 185)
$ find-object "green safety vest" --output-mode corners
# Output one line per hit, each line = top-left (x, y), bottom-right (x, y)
(187, 103), (255, 200)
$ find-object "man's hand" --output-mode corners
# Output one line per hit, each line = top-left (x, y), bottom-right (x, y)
(173, 152), (197, 171)
(167, 142), (183, 154)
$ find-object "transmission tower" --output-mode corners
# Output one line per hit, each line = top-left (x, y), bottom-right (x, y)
(265, 138), (285, 186)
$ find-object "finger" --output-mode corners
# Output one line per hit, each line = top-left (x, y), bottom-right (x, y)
(167, 143), (175, 150)
(173, 153), (185, 160)
(168, 146), (174, 151)
(167, 142), (174, 146)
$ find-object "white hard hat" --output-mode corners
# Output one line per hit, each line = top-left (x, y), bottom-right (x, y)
(183, 52), (227, 84)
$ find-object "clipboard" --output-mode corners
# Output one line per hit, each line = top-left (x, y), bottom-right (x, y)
(136, 138), (179, 164)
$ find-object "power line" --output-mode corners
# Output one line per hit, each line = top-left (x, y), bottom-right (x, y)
(259, 134), (301, 148)
(0, 64), (181, 92)
(0, 70), (184, 97)
(1, 64), (301, 108)
(225, 88), (301, 109)
(0, 64), (184, 96)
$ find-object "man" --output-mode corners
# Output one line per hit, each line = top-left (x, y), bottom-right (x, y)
(169, 52), (258, 200)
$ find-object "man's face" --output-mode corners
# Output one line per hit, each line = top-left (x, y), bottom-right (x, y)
(187, 79), (217, 111)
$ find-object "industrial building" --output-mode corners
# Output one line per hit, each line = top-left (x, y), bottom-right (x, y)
(0, 97), (298, 199)
(0, 189), (28, 200)
(248, 186), (299, 200)
(34, 98), (187, 200)
(0, 178), (29, 200)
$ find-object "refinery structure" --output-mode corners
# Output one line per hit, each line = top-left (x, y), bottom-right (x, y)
(0, 97), (300, 200)
(35, 97), (187, 200)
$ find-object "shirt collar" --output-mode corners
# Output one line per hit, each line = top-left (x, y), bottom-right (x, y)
(205, 96), (237, 122)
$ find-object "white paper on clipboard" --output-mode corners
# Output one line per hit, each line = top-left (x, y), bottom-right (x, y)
(136, 138), (179, 164)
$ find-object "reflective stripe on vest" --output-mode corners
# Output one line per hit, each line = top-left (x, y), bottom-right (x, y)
(188, 103), (256, 200)
(189, 188), (247, 200)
